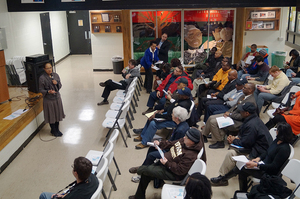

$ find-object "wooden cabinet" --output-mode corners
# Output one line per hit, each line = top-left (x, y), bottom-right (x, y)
(245, 8), (281, 31)
(90, 10), (122, 34)
(0, 50), (9, 102)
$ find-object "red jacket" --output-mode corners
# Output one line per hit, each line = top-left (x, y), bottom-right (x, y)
(156, 71), (193, 97)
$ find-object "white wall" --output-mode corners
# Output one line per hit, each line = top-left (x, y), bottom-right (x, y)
(243, 7), (289, 65)
(49, 11), (70, 62)
(91, 33), (123, 70)
(0, 0), (69, 62)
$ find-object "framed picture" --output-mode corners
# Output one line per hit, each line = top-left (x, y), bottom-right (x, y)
(267, 11), (276, 18)
(114, 15), (120, 22)
(251, 12), (259, 19)
(116, 26), (122, 32)
(264, 22), (274, 29)
(94, 26), (100, 32)
(259, 12), (268, 19)
(105, 25), (111, 32)
(101, 13), (110, 22)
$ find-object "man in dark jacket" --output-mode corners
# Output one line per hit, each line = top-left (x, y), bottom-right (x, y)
(134, 87), (192, 149)
(210, 102), (272, 186)
(97, 59), (140, 105)
(128, 128), (206, 199)
(155, 33), (170, 63)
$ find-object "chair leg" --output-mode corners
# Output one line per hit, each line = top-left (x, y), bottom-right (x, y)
(131, 101), (136, 113)
(136, 85), (141, 96)
(118, 127), (128, 147)
(126, 114), (133, 129)
(113, 156), (121, 175)
(263, 103), (271, 113)
(135, 89), (140, 101)
(124, 123), (131, 138)
(133, 95), (138, 107)
(129, 107), (135, 120)
(107, 169), (117, 191)
(102, 189), (108, 199)
(103, 128), (113, 147)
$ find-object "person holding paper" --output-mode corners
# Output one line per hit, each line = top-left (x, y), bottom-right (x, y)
(39, 62), (65, 137)
(128, 128), (205, 199)
(140, 40), (160, 93)
(241, 55), (269, 84)
(238, 122), (293, 191)
(134, 87), (192, 149)
(210, 102), (272, 186)
(255, 65), (289, 113)
(97, 59), (140, 105)
(142, 64), (193, 115)
(236, 44), (258, 71)
(202, 83), (256, 148)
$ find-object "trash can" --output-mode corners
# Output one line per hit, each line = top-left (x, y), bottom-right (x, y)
(271, 51), (287, 69)
(111, 56), (124, 74)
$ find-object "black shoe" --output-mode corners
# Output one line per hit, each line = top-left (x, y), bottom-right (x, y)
(203, 135), (208, 143)
(133, 128), (143, 134)
(53, 131), (63, 137)
(207, 134), (212, 139)
(146, 90), (151, 93)
(210, 176), (228, 186)
(97, 101), (109, 106)
(142, 108), (154, 115)
(209, 141), (225, 149)
(128, 196), (136, 199)
(99, 82), (106, 87)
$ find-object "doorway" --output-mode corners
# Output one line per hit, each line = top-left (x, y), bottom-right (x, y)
(40, 12), (54, 61)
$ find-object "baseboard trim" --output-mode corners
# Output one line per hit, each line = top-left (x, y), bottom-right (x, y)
(0, 121), (45, 174)
(93, 69), (114, 72)
(54, 54), (70, 65)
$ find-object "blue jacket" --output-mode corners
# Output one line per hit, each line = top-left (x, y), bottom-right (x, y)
(169, 122), (190, 141)
(140, 47), (159, 70)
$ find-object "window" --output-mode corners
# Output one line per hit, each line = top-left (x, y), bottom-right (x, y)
(285, 7), (300, 50)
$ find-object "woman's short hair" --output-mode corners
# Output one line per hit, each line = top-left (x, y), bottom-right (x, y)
(173, 106), (189, 122)
(171, 58), (182, 68)
(269, 65), (280, 73)
(149, 40), (157, 47)
(184, 173), (212, 199)
(129, 59), (137, 66)
(162, 63), (171, 74)
(276, 122), (294, 143)
(73, 157), (92, 181)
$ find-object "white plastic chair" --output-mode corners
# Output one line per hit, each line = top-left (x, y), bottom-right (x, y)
(197, 147), (204, 159)
(102, 100), (131, 147)
(281, 159), (300, 199)
(86, 141), (114, 166)
(95, 157), (109, 199)
(269, 128), (277, 140)
(162, 159), (207, 199)
(91, 178), (103, 199)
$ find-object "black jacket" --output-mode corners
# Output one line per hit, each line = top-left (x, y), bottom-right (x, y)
(155, 38), (170, 63)
(216, 79), (237, 99)
(232, 114), (273, 158)
(203, 55), (224, 80)
(289, 56), (300, 73)
(156, 98), (192, 121)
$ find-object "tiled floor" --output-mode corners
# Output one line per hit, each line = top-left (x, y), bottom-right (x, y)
(0, 55), (299, 199)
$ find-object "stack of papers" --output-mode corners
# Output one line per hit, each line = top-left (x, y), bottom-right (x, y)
(4, 109), (28, 120)
(216, 116), (234, 128)
(207, 95), (217, 99)
(232, 155), (264, 170)
(145, 110), (157, 118)
(147, 142), (164, 159)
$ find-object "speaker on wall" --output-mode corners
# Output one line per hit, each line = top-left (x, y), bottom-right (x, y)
(25, 59), (52, 93)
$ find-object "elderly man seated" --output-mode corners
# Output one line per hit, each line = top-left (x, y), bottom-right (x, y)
(133, 87), (192, 149)
(142, 64), (193, 115)
(128, 128), (206, 199)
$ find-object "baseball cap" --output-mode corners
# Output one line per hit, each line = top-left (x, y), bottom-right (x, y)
(186, 128), (201, 143)
(238, 102), (256, 114)
(236, 78), (248, 86)
(176, 78), (189, 86)
(178, 87), (191, 96)
(259, 49), (267, 56)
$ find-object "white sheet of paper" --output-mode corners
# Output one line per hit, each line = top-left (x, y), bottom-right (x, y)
(216, 116), (234, 128)
(168, 188), (184, 199)
(245, 56), (255, 64)
(207, 95), (217, 99)
(152, 66), (160, 70)
(233, 155), (249, 170)
(155, 61), (163, 64)
(3, 109), (28, 120)
(112, 80), (122, 86)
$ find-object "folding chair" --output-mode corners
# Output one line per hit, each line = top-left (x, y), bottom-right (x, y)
(281, 159), (300, 199)
(91, 178), (103, 199)
(95, 157), (109, 199)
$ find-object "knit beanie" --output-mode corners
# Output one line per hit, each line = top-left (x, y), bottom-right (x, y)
(259, 49), (267, 56)
(186, 128), (201, 143)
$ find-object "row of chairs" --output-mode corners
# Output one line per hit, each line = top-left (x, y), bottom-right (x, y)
(90, 74), (144, 198)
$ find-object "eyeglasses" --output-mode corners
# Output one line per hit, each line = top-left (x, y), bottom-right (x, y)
(45, 67), (52, 70)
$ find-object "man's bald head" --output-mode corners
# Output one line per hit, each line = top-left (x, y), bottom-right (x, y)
(228, 70), (237, 81)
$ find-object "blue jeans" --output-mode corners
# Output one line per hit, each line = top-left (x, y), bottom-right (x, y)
(140, 120), (177, 145)
(256, 92), (277, 113)
(292, 78), (300, 84)
(146, 91), (166, 108)
(286, 69), (294, 77)
(39, 192), (55, 199)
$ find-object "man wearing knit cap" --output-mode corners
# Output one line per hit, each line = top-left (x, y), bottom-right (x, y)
(258, 48), (269, 65)
(128, 128), (206, 199)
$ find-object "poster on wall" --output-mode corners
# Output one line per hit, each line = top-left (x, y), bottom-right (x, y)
(21, 0), (44, 3)
(61, 0), (85, 2)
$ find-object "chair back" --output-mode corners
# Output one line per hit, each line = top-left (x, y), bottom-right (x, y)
(187, 100), (195, 119)
(103, 141), (114, 159)
(119, 100), (131, 118)
(91, 178), (103, 199)
(188, 159), (206, 175)
(109, 129), (119, 146)
(197, 147), (204, 159)
(269, 128), (277, 140)
(282, 159), (300, 195)
(95, 157), (108, 182)
(289, 144), (294, 160)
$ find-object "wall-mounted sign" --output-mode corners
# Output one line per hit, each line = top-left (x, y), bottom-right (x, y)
(21, 0), (44, 3)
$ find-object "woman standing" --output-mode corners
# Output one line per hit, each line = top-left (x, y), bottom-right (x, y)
(39, 63), (65, 137)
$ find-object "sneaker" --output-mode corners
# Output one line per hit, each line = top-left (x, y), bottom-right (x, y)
(135, 143), (148, 149)
(133, 135), (142, 142)
(131, 175), (141, 183)
(209, 141), (225, 149)
(142, 108), (154, 115)
(129, 166), (139, 174)
(97, 101), (109, 106)
(133, 128), (143, 135)
(99, 82), (106, 87)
